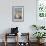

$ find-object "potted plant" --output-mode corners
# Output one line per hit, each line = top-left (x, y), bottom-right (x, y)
(32, 25), (39, 30)
(40, 26), (45, 29)
(33, 32), (46, 43)
(32, 24), (45, 30)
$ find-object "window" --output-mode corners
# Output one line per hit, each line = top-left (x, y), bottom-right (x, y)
(37, 0), (46, 18)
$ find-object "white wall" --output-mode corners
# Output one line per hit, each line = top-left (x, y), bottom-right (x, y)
(0, 0), (36, 42)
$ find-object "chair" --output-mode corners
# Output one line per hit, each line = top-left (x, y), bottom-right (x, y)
(4, 27), (19, 46)
(4, 33), (18, 46)
(18, 33), (30, 46)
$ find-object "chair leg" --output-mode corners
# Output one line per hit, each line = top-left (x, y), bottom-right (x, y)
(4, 41), (7, 46)
(15, 34), (18, 46)
(4, 33), (7, 46)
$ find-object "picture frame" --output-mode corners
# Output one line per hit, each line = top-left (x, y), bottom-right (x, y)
(12, 6), (24, 22)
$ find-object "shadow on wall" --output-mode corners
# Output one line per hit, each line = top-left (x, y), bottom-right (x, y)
(29, 25), (37, 42)
(0, 28), (11, 42)
(2, 28), (11, 34)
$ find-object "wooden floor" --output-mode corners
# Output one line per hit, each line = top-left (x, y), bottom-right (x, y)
(0, 42), (46, 46)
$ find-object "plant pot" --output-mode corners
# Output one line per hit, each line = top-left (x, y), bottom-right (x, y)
(37, 39), (45, 44)
(40, 38), (45, 43)
(37, 39), (40, 43)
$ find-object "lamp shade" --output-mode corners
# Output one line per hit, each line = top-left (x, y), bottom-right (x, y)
(11, 27), (18, 34)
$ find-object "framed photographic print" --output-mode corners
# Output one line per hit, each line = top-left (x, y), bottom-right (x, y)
(12, 6), (24, 22)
